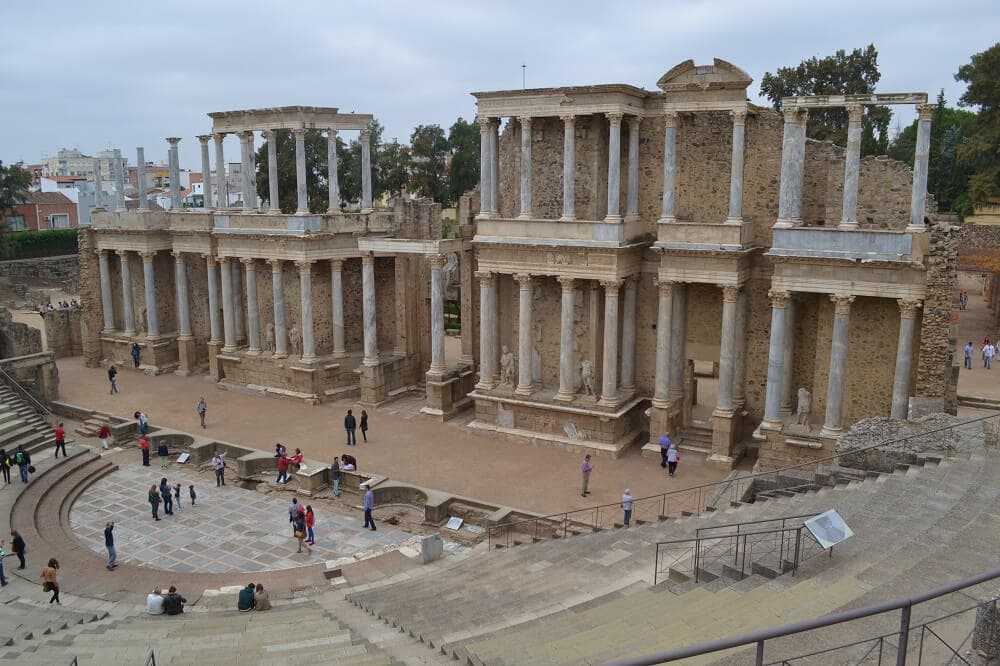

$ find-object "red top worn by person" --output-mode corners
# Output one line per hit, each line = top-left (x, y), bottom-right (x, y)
(277, 456), (290, 472)
(54, 426), (65, 442)
(305, 509), (314, 528)
(99, 425), (111, 439)
(289, 449), (303, 466)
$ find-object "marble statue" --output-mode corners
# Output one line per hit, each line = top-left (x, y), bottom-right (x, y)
(796, 387), (812, 426)
(289, 327), (302, 357)
(135, 308), (147, 335)
(580, 359), (595, 396)
(264, 322), (275, 353)
(500, 345), (516, 386)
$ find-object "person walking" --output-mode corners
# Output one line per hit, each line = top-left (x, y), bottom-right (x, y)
(0, 449), (10, 485)
(288, 497), (300, 529)
(53, 422), (67, 458)
(11, 531), (25, 569)
(157, 440), (169, 469)
(108, 364), (118, 394)
(581, 454), (593, 497)
(99, 422), (112, 451)
(275, 452), (291, 485)
(667, 443), (679, 477)
(983, 339), (992, 367)
(104, 522), (117, 570)
(293, 510), (311, 554)
(330, 457), (341, 498)
(135, 411), (149, 436)
(986, 341), (996, 370)
(363, 484), (376, 531)
(360, 409), (369, 442)
(345, 409), (357, 446)
(965, 341), (974, 370)
(0, 539), (8, 586)
(159, 478), (173, 515)
(305, 505), (315, 545)
(197, 397), (207, 429)
(14, 446), (30, 483)
(131, 342), (141, 369)
(149, 484), (161, 521)
(212, 450), (226, 486)
(40, 558), (60, 604)
(173, 483), (182, 512)
(621, 489), (634, 528)
(189, 485), (196, 506)
(658, 433), (672, 468)
(139, 435), (150, 467)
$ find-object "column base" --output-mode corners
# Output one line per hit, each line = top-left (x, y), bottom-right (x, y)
(272, 351), (288, 359)
(247, 348), (262, 356)
(904, 224), (927, 233)
(624, 214), (640, 223)
(724, 216), (744, 225)
(177, 336), (197, 376)
(819, 425), (843, 438)
(295, 209), (309, 215)
(475, 380), (497, 391)
(553, 389), (575, 402)
(760, 418), (784, 432)
(123, 330), (136, 337)
(513, 384), (533, 397)
(651, 397), (670, 409)
(773, 218), (798, 229)
(332, 349), (347, 359)
(603, 214), (623, 223)
(326, 207), (339, 215)
(778, 405), (794, 417)
(269, 208), (282, 214)
(597, 395), (619, 408)
(300, 354), (317, 364)
(146, 334), (162, 342)
(361, 207), (375, 214)
(657, 215), (677, 224)
(838, 220), (859, 230)
(363, 355), (379, 367)
(101, 328), (117, 336)
(516, 212), (533, 220)
(558, 214), (576, 221)
(221, 345), (236, 354)
(427, 364), (447, 378)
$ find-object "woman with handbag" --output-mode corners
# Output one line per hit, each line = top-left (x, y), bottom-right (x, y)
(40, 558), (60, 604)
(292, 511), (311, 554)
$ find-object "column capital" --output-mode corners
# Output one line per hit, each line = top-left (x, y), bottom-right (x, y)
(261, 129), (275, 140)
(217, 256), (231, 266)
(474, 270), (495, 284)
(916, 103), (937, 120)
(202, 253), (216, 265)
(605, 112), (623, 126)
(730, 109), (747, 125)
(560, 114), (576, 126)
(556, 275), (575, 291)
(295, 260), (314, 272)
(239, 257), (256, 267)
(329, 258), (343, 272)
(292, 127), (307, 139)
(138, 251), (156, 261)
(166, 137), (181, 147)
(846, 105), (865, 123)
(327, 128), (338, 139)
(898, 299), (923, 318)
(475, 116), (492, 130)
(782, 106), (808, 124)
(601, 278), (624, 292)
(663, 110), (679, 128)
(720, 284), (740, 302)
(96, 249), (107, 257)
(213, 132), (226, 143)
(654, 278), (675, 295)
(238, 130), (254, 140)
(514, 273), (533, 288)
(171, 250), (184, 259)
(268, 258), (283, 271)
(428, 253), (447, 269)
(196, 134), (212, 145)
(359, 129), (371, 144)
(627, 115), (641, 131)
(361, 251), (375, 264)
(518, 116), (532, 129)
(768, 289), (792, 309)
(831, 294), (855, 314)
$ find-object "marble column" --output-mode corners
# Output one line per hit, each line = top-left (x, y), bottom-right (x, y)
(219, 258), (236, 351)
(514, 273), (534, 395)
(330, 260), (345, 357)
(136, 147), (148, 210)
(293, 128), (308, 213)
(270, 260), (287, 357)
(213, 133), (228, 208)
(598, 279), (622, 406)
(477, 117), (492, 218)
(490, 119), (499, 214)
(205, 256), (221, 344)
(198, 136), (213, 210)
(140, 251), (159, 339)
(775, 107), (808, 228)
(263, 130), (280, 213)
(727, 110), (747, 223)
(779, 297), (796, 415)
(476, 272), (497, 389)
(167, 138), (181, 210)
(605, 113), (623, 222)
(761, 290), (791, 429)
(668, 283), (687, 400)
(555, 276), (576, 401)
(891, 300), (922, 419)
(232, 261), (244, 341)
(732, 289), (748, 407)
(327, 129), (340, 213)
(360, 130), (373, 212)
(652, 279), (674, 407)
(93, 159), (104, 210)
(113, 149), (126, 212)
(242, 258), (261, 354)
(297, 261), (315, 361)
(626, 116), (641, 220)
(239, 130), (257, 211)
(659, 111), (678, 223)
(620, 277), (637, 393)
(839, 105), (864, 229)
(561, 115), (576, 220)
(517, 117), (532, 219)
(117, 251), (135, 336)
(429, 254), (447, 375)
(715, 285), (739, 413)
(98, 250), (114, 332)
(361, 253), (378, 365)
(822, 295), (855, 436)
(173, 252), (191, 338)
(907, 104), (936, 233)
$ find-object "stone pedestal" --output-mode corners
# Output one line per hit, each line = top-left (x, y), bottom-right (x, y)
(708, 409), (742, 469)
(207, 341), (222, 381)
(360, 361), (386, 406)
(176, 337), (197, 376)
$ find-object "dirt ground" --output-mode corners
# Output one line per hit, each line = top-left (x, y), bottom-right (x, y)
(955, 273), (1000, 399)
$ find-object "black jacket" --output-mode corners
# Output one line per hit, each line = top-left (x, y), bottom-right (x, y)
(162, 593), (186, 615)
(344, 414), (356, 429)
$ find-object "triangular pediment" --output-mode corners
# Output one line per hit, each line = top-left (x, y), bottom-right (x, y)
(656, 58), (752, 92)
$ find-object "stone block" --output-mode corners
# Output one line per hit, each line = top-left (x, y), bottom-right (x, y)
(420, 534), (444, 564)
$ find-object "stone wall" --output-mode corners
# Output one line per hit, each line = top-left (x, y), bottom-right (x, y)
(77, 229), (103, 367)
(915, 222), (959, 412)
(43, 308), (83, 358)
(0, 308), (42, 358)
(0, 254), (80, 291)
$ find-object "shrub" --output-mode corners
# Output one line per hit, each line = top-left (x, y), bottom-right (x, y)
(0, 229), (78, 259)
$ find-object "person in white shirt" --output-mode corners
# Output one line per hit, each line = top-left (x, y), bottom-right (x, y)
(146, 587), (164, 615)
(985, 343), (996, 370)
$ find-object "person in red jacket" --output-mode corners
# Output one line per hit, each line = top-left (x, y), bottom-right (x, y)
(276, 454), (291, 485)
(53, 423), (67, 458)
(99, 423), (112, 450)
(305, 505), (315, 544)
(139, 435), (150, 467)
(288, 448), (303, 475)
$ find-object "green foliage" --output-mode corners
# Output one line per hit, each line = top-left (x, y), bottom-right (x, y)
(760, 44), (890, 155)
(0, 161), (32, 219)
(955, 42), (1000, 204)
(447, 118), (480, 204)
(409, 124), (451, 205)
(378, 140), (411, 198)
(255, 129), (330, 214)
(0, 228), (78, 259)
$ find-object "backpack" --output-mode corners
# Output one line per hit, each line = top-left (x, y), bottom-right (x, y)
(14, 452), (25, 465)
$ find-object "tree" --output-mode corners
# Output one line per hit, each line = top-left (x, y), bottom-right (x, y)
(0, 161), (32, 219)
(377, 140), (411, 198)
(760, 44), (890, 156)
(255, 130), (329, 214)
(338, 119), (384, 207)
(955, 42), (1000, 205)
(447, 118), (480, 204)
(409, 124), (451, 204)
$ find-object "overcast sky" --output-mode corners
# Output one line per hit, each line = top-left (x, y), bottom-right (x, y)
(2, 0), (998, 170)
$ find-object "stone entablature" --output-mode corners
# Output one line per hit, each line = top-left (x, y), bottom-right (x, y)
(207, 106), (372, 133)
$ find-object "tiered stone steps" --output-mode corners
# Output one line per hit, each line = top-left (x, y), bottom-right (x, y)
(0, 384), (68, 457)
(677, 421), (713, 455)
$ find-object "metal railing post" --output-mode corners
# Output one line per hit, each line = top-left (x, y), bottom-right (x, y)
(896, 603), (912, 666)
(755, 639), (765, 666)
(792, 527), (802, 576)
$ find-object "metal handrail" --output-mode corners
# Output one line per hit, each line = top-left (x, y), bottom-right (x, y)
(145, 649), (156, 666)
(606, 567), (1000, 666)
(0, 365), (50, 416)
(695, 512), (818, 539)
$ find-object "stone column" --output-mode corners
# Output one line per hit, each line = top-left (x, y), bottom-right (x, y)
(98, 250), (114, 332)
(361, 253), (379, 365)
(213, 133), (228, 208)
(727, 110), (747, 223)
(136, 147), (148, 210)
(140, 251), (159, 339)
(242, 258), (261, 354)
(652, 279), (674, 407)
(775, 107), (808, 228)
(669, 283), (687, 400)
(293, 128), (308, 213)
(517, 117), (532, 219)
(113, 149), (126, 212)
(626, 116), (641, 220)
(907, 104), (936, 233)
(117, 251), (135, 336)
(761, 290), (791, 429)
(263, 129), (280, 213)
(490, 119), (500, 214)
(561, 115), (576, 220)
(327, 129), (340, 213)
(330, 259), (345, 357)
(93, 159), (104, 210)
(659, 111), (678, 223)
(360, 130), (373, 212)
(476, 272), (497, 389)
(779, 297), (796, 415)
(476, 117), (492, 218)
(621, 276), (637, 393)
(296, 261), (315, 361)
(198, 135), (213, 210)
(232, 261), (244, 341)
(821, 295), (855, 436)
(173, 252), (191, 337)
(605, 112), (623, 222)
(167, 138), (181, 210)
(239, 130), (257, 211)
(514, 273), (534, 395)
(891, 300), (922, 419)
(428, 254), (447, 375)
(840, 105), (864, 229)
(555, 276), (576, 401)
(598, 279), (622, 407)
(219, 258), (236, 352)
(715, 285), (739, 412)
(270, 259), (287, 357)
(205, 255), (221, 343)
(732, 289), (748, 407)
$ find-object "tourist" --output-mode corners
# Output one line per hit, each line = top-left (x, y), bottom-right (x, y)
(985, 341), (996, 370)
(162, 586), (186, 615)
(276, 451), (291, 484)
(11, 531), (26, 569)
(253, 584), (271, 611)
(363, 483), (376, 531)
(104, 521), (116, 570)
(667, 444), (679, 477)
(982, 338), (992, 366)
(965, 341), (974, 370)
(342, 454), (356, 471)
(305, 505), (315, 544)
(273, 443), (287, 458)
(360, 409), (369, 442)
(237, 583), (255, 612)
(139, 435), (150, 467)
(146, 587), (164, 614)
(40, 558), (60, 605)
(0, 449), (10, 485)
(14, 446), (30, 483)
(288, 497), (299, 528)
(173, 483), (182, 512)
(135, 411), (149, 436)
(331, 457), (341, 497)
(99, 422), (112, 450)
(212, 449), (226, 486)
(189, 484), (196, 506)
(0, 538), (8, 585)
(293, 510), (311, 554)
(621, 489), (634, 528)
(289, 448), (303, 475)
(658, 433), (671, 468)
(131, 342), (141, 369)
(159, 478), (173, 515)
(581, 454), (593, 497)
(157, 440), (169, 469)
(53, 422), (67, 458)
(148, 484), (161, 521)
(345, 409), (357, 446)
(196, 397), (207, 429)
(108, 364), (118, 394)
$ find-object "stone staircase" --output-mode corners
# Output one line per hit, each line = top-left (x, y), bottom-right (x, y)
(677, 421), (713, 455)
(0, 384), (67, 458)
